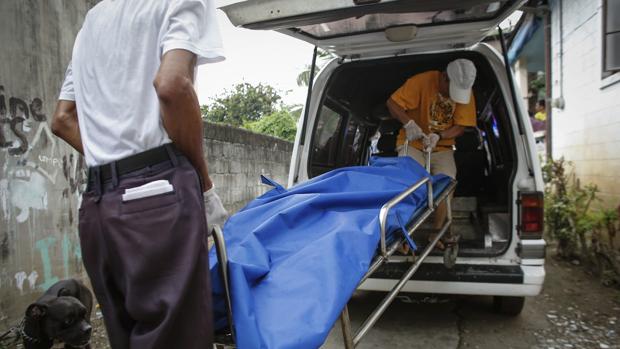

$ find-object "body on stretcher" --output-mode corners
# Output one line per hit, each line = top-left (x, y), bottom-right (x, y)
(211, 147), (458, 349)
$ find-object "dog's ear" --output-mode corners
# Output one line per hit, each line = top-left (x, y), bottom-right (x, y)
(57, 287), (71, 297)
(26, 303), (47, 320)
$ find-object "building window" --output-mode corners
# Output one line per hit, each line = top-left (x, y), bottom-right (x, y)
(603, 0), (620, 77)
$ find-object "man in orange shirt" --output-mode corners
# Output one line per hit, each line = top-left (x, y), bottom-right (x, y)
(386, 59), (477, 248)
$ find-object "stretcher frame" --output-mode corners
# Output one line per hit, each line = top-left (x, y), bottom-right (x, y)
(211, 148), (457, 349)
(338, 147), (457, 348)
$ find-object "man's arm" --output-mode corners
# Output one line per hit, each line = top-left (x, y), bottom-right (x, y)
(386, 97), (411, 125)
(153, 49), (212, 191)
(51, 100), (83, 154)
(437, 125), (465, 140)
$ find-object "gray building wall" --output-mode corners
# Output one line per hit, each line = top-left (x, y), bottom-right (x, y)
(0, 1), (293, 326)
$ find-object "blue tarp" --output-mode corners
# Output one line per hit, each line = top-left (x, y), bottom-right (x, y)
(209, 156), (451, 349)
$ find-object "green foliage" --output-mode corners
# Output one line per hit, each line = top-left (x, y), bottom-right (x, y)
(202, 83), (282, 127)
(296, 49), (333, 87)
(543, 158), (576, 255)
(543, 157), (620, 286)
(200, 82), (298, 141)
(244, 109), (297, 141)
(529, 74), (546, 92)
(543, 158), (604, 258)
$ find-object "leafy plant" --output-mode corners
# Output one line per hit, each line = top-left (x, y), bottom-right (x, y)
(202, 83), (282, 127)
(543, 158), (577, 258)
(543, 157), (620, 286)
(244, 109), (297, 141)
(529, 73), (545, 92)
(296, 49), (333, 87)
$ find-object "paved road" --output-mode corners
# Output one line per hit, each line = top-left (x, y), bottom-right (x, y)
(323, 258), (620, 349)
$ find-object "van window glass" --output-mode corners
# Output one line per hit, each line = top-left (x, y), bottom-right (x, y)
(312, 105), (344, 169)
(297, 1), (509, 38)
(310, 104), (369, 178)
(343, 118), (363, 167)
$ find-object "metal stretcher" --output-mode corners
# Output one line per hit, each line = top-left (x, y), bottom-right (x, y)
(212, 148), (458, 349)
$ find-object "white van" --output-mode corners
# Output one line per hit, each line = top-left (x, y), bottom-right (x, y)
(220, 0), (546, 316)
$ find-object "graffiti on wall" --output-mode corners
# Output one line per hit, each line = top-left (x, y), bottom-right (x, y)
(0, 232), (82, 292)
(0, 85), (47, 156)
(0, 83), (86, 295)
(0, 84), (85, 224)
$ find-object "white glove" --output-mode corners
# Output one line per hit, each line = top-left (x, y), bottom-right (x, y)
(423, 133), (441, 152)
(203, 187), (229, 234)
(403, 120), (425, 141)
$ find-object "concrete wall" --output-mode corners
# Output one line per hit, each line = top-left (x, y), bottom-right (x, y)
(0, 0), (98, 326)
(550, 0), (620, 207)
(204, 122), (293, 213)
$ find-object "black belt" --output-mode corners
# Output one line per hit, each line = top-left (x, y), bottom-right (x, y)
(89, 144), (183, 182)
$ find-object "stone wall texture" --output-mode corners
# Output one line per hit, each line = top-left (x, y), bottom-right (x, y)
(204, 122), (293, 213)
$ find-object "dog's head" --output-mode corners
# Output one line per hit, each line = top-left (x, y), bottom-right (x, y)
(26, 293), (92, 347)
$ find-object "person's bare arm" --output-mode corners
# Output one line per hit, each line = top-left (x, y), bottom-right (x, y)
(154, 49), (212, 191)
(51, 100), (84, 154)
(437, 125), (465, 140)
(386, 97), (411, 125)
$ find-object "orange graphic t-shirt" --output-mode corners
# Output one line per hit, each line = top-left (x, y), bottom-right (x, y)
(390, 70), (476, 152)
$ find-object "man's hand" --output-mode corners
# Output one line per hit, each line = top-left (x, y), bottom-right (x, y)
(423, 133), (440, 152)
(404, 120), (425, 141)
(204, 187), (228, 233)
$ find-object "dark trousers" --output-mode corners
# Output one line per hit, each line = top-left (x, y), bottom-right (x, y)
(78, 146), (213, 349)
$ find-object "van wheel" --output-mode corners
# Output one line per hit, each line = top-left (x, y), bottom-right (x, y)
(493, 296), (525, 316)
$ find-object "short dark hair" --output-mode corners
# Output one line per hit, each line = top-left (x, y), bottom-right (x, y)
(537, 99), (546, 107)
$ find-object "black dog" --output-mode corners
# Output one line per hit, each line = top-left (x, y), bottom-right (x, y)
(22, 279), (93, 349)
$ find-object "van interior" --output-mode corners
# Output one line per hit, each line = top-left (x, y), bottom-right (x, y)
(308, 51), (515, 257)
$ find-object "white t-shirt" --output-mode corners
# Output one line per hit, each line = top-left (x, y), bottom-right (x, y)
(58, 0), (225, 167)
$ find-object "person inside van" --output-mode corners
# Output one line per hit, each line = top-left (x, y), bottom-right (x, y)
(386, 58), (477, 249)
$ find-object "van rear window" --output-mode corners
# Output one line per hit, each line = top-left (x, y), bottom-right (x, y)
(296, 1), (509, 39)
(310, 104), (368, 178)
(312, 106), (344, 170)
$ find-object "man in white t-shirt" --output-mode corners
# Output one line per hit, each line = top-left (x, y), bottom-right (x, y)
(51, 1), (226, 347)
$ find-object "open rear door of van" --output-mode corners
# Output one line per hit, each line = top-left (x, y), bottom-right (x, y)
(219, 0), (526, 58)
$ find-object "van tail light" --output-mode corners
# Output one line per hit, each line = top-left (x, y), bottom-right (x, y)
(518, 191), (544, 239)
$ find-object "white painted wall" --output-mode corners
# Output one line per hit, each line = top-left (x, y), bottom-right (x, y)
(513, 58), (531, 112)
(550, 0), (620, 207)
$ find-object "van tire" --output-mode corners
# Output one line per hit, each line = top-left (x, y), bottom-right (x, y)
(493, 296), (525, 316)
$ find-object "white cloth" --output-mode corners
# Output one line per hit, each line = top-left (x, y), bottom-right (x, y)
(59, 0), (225, 167)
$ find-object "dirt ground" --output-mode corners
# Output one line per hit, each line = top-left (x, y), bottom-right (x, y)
(88, 253), (620, 349)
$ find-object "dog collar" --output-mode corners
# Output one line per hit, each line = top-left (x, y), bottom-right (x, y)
(17, 318), (41, 344)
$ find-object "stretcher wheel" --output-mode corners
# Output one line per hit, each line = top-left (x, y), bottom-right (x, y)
(443, 243), (458, 269)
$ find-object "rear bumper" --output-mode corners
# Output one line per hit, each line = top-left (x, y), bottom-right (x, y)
(358, 263), (545, 297)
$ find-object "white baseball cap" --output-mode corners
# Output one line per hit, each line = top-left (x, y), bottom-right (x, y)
(446, 59), (477, 104)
